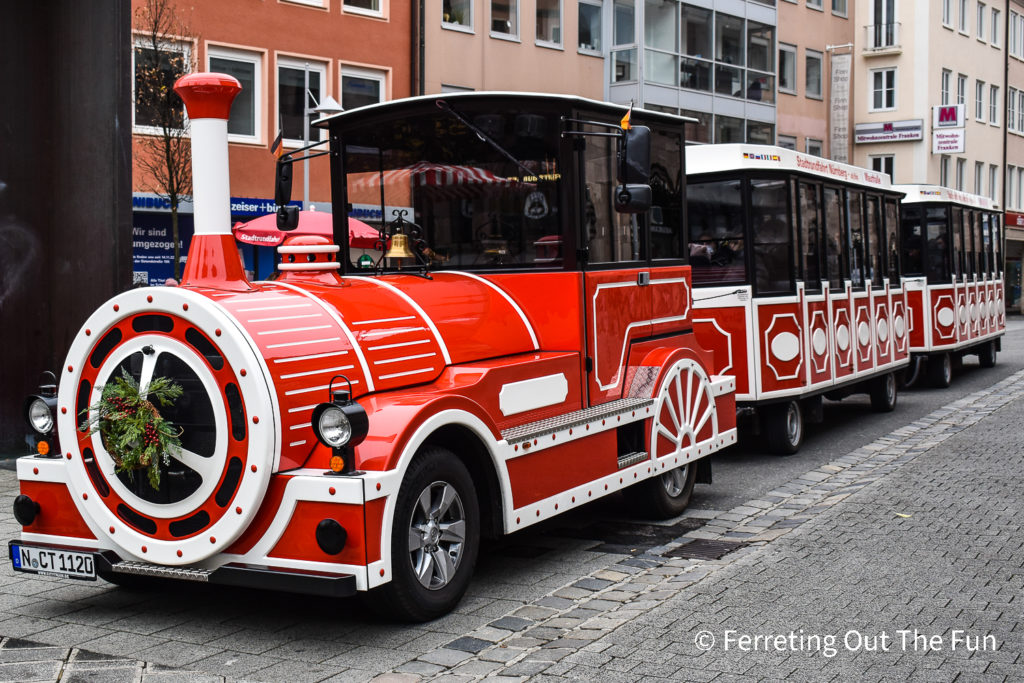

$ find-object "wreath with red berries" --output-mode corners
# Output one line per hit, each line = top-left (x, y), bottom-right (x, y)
(79, 369), (183, 490)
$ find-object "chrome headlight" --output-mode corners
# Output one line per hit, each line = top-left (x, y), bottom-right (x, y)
(26, 397), (54, 434)
(314, 404), (353, 448)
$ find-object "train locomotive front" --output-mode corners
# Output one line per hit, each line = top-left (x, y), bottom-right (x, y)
(10, 74), (737, 620)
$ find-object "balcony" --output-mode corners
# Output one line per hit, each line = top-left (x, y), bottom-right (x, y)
(863, 23), (902, 54)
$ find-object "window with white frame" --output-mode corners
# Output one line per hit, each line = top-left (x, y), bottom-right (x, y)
(959, 0), (968, 32)
(779, 43), (797, 93)
(977, 80), (986, 120)
(340, 65), (386, 111)
(133, 37), (190, 133)
(578, 0), (601, 52)
(492, 0), (518, 38)
(808, 0), (823, 10)
(806, 50), (823, 99)
(941, 69), (951, 104)
(1010, 87), (1018, 132)
(832, 0), (847, 16)
(806, 138), (823, 156)
(536, 0), (562, 46)
(1008, 167), (1016, 209)
(975, 161), (984, 194)
(990, 164), (998, 200)
(871, 68), (896, 110)
(870, 155), (894, 179)
(277, 57), (326, 146)
(283, 0), (326, 7)
(978, 2), (986, 39)
(940, 155), (950, 187)
(208, 46), (261, 142)
(957, 73), (967, 104)
(943, 0), (953, 26)
(991, 84), (1000, 124)
(1011, 11), (1023, 57)
(992, 8), (1001, 46)
(343, 0), (381, 15)
(956, 158), (965, 190)
(443, 0), (473, 30)
(1019, 90), (1024, 130)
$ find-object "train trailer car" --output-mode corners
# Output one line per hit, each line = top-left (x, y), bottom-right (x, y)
(896, 185), (1005, 387)
(10, 74), (736, 621)
(686, 145), (910, 454)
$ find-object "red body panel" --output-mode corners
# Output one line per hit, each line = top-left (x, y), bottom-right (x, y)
(693, 305), (750, 395)
(506, 433), (617, 508)
(19, 481), (96, 540)
(757, 302), (804, 394)
(268, 501), (366, 566)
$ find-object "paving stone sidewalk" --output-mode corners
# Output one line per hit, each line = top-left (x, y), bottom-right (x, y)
(3, 369), (1024, 682)
(388, 369), (1024, 681)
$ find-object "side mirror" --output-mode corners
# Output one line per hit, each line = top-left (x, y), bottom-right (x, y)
(275, 160), (293, 208)
(618, 126), (651, 185)
(277, 205), (299, 231)
(614, 184), (652, 214)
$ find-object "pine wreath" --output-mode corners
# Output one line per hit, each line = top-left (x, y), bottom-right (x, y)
(79, 368), (184, 489)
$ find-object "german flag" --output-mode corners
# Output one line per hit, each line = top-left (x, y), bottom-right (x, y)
(270, 129), (284, 158)
(620, 101), (633, 130)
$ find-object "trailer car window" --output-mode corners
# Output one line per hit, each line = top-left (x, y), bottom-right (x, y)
(951, 207), (964, 277)
(885, 198), (900, 283)
(900, 206), (924, 276)
(847, 190), (865, 289)
(798, 181), (823, 291)
(687, 179), (746, 285)
(925, 206), (951, 281)
(823, 187), (844, 289)
(750, 177), (793, 294)
(865, 194), (884, 288)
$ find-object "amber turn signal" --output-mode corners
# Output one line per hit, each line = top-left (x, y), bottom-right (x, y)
(329, 454), (345, 473)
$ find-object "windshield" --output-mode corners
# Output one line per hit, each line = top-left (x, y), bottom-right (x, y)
(342, 102), (565, 271)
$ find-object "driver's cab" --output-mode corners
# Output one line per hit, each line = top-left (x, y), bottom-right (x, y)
(277, 93), (694, 408)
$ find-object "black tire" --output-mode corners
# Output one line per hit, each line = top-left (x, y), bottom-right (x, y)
(633, 463), (697, 519)
(764, 400), (803, 456)
(927, 353), (953, 388)
(978, 340), (997, 368)
(376, 446), (479, 622)
(869, 372), (898, 412)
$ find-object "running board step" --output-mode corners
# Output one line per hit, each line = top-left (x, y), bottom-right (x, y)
(617, 451), (649, 469)
(110, 561), (212, 582)
(501, 397), (653, 444)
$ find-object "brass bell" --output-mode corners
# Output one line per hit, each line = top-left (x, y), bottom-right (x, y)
(385, 232), (415, 259)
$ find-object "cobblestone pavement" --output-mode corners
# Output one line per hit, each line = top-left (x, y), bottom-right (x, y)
(3, 368), (1024, 681)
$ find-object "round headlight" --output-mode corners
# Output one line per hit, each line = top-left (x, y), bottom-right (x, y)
(316, 405), (352, 448)
(27, 398), (54, 434)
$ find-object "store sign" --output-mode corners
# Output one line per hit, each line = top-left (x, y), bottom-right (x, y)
(853, 119), (924, 143)
(932, 104), (966, 129)
(932, 128), (966, 154)
(829, 53), (851, 163)
(1006, 211), (1024, 228)
(131, 212), (194, 286)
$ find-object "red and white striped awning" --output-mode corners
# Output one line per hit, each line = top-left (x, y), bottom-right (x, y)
(350, 161), (517, 199)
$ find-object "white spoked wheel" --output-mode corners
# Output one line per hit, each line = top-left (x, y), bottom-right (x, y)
(650, 358), (718, 463)
(637, 358), (716, 518)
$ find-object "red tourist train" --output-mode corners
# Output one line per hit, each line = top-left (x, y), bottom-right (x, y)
(10, 75), (736, 620)
(895, 185), (1005, 386)
(686, 145), (910, 454)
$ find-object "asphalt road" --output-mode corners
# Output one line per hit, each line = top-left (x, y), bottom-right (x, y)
(689, 317), (1024, 511)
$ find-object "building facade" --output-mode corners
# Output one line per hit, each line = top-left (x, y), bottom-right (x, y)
(131, 0), (413, 282)
(604, 0), (777, 145)
(424, 0), (605, 97)
(775, 0), (855, 160)
(850, 0), (1005, 195)
(1006, 0), (1024, 310)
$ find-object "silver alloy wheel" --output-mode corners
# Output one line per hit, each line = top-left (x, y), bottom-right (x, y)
(785, 401), (801, 445)
(660, 464), (690, 498)
(408, 481), (467, 590)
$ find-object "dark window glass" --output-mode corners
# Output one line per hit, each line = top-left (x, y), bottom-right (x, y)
(993, 214), (1002, 275)
(981, 212), (991, 277)
(343, 105), (563, 270)
(823, 187), (844, 289)
(279, 66), (322, 142)
(583, 126), (642, 263)
(885, 199), (900, 282)
(847, 190), (865, 288)
(688, 179), (746, 285)
(925, 206), (951, 281)
(750, 178), (792, 294)
(649, 129), (684, 260)
(798, 181), (822, 290)
(964, 210), (976, 277)
(134, 46), (186, 129)
(974, 210), (985, 278)
(900, 205), (924, 276)
(951, 206), (964, 277)
(865, 194), (884, 288)
(210, 57), (255, 136)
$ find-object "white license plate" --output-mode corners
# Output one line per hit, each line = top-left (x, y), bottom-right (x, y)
(10, 544), (96, 580)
